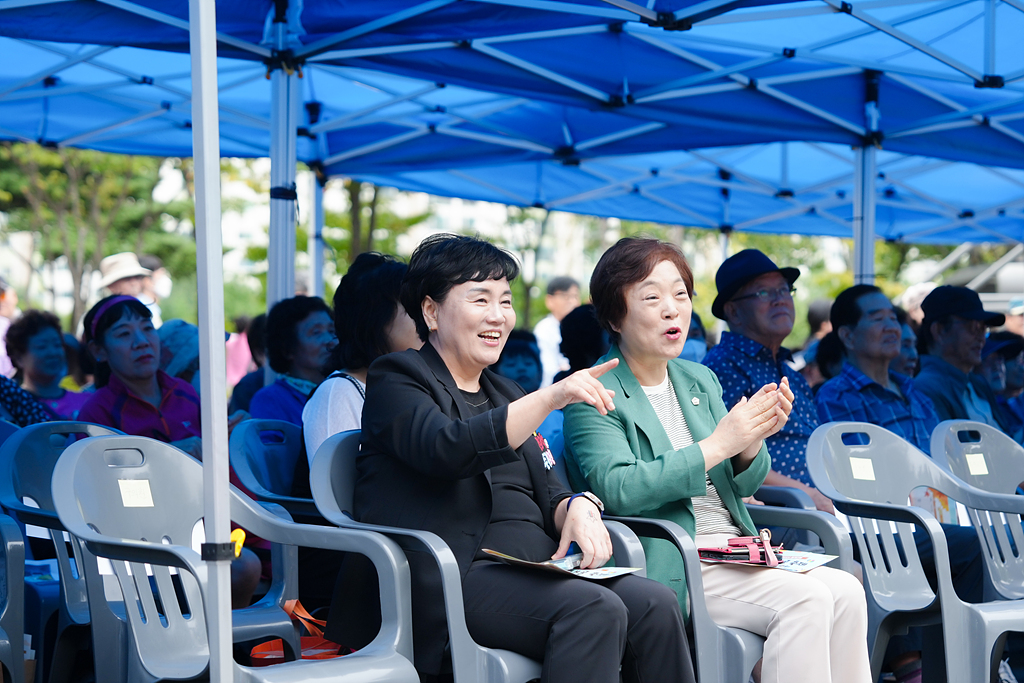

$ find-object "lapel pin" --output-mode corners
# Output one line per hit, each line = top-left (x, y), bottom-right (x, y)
(691, 397), (700, 406)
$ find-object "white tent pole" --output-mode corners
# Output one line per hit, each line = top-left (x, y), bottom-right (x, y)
(852, 145), (877, 284)
(186, 0), (232, 680)
(310, 174), (325, 298)
(266, 19), (299, 384)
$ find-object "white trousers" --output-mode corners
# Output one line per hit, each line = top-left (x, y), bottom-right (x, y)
(696, 534), (872, 683)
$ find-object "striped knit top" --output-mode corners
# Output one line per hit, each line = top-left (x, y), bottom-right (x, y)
(641, 374), (740, 537)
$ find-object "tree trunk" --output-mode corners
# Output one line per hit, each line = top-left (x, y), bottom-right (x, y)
(347, 179), (362, 264)
(366, 184), (379, 253)
(520, 210), (552, 330)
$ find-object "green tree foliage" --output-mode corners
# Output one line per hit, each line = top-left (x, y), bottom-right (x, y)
(0, 142), (193, 330)
(244, 180), (431, 287)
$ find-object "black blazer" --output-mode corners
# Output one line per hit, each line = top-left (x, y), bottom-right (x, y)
(329, 341), (571, 673)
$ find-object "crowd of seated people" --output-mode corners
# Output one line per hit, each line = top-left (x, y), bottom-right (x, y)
(2, 238), (1024, 682)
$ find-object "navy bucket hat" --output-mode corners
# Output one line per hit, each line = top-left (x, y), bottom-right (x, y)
(712, 249), (800, 320)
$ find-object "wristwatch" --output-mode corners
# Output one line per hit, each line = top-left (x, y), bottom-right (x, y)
(567, 491), (605, 514)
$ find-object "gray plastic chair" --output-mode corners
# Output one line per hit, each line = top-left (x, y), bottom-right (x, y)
(230, 419), (319, 519)
(310, 430), (649, 683)
(51, 434), (419, 683)
(808, 421), (1024, 682)
(0, 512), (26, 683)
(606, 494), (854, 683)
(0, 421), (301, 680)
(0, 421), (121, 683)
(932, 419), (1024, 602)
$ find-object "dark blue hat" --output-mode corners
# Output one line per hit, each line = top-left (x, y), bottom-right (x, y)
(921, 285), (1004, 327)
(712, 249), (800, 320)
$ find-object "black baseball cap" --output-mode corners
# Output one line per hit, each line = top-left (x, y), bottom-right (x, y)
(920, 285), (1004, 327)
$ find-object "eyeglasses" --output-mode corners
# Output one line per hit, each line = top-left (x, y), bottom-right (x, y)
(732, 286), (796, 303)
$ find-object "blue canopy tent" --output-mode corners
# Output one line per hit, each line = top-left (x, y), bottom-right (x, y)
(2, 0), (1023, 289)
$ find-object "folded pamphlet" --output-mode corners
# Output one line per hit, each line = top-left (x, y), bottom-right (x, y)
(482, 549), (641, 580)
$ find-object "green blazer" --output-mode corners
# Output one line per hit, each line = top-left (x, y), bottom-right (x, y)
(563, 344), (770, 610)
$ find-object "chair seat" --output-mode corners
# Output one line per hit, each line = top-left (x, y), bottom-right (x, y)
(482, 648), (543, 682)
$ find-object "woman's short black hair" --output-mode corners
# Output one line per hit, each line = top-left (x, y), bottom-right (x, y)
(82, 295), (153, 388)
(5, 309), (63, 370)
(328, 252), (408, 373)
(265, 296), (332, 374)
(401, 233), (520, 342)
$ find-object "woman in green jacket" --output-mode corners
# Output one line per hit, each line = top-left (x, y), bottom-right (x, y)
(563, 237), (870, 683)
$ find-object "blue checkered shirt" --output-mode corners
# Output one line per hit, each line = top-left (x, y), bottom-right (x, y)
(815, 363), (939, 455)
(702, 331), (819, 486)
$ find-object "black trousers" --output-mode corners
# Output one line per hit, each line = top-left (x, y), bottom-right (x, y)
(462, 562), (695, 683)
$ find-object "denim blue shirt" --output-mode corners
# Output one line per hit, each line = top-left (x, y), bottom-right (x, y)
(815, 363), (939, 454)
(913, 355), (1010, 434)
(702, 331), (819, 486)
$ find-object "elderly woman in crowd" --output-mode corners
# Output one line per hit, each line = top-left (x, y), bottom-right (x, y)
(302, 252), (421, 460)
(250, 296), (336, 425)
(6, 310), (89, 420)
(563, 237), (870, 683)
(325, 233), (694, 683)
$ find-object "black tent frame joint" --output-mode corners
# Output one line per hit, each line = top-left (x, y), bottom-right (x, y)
(719, 224), (733, 235)
(640, 12), (692, 30)
(264, 49), (304, 79)
(975, 75), (1004, 89)
(308, 161), (327, 187)
(862, 131), (884, 149)
(775, 188), (794, 197)
(296, 127), (316, 140)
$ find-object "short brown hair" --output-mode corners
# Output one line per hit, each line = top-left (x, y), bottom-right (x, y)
(590, 237), (694, 343)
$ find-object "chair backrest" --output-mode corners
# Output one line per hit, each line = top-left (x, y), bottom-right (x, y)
(51, 435), (213, 680)
(806, 422), (943, 613)
(0, 421), (121, 520)
(229, 418), (303, 497)
(933, 419), (1024, 600)
(0, 421), (121, 622)
(311, 430), (360, 520)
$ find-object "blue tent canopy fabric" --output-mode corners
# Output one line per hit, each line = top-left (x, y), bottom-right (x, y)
(0, 0), (1022, 247)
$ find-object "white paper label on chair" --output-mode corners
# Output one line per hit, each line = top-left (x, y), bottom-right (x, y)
(118, 479), (154, 507)
(966, 452), (989, 476)
(850, 457), (876, 481)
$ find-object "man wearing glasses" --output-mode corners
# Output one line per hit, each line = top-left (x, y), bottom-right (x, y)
(703, 249), (834, 514)
(913, 285), (1012, 435)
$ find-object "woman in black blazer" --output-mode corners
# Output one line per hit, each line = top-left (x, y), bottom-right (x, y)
(327, 234), (694, 683)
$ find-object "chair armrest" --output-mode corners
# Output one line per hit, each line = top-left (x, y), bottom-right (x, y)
(604, 520), (646, 575)
(754, 485), (816, 510)
(834, 500), (958, 596)
(309, 503), (488, 683)
(603, 515), (721, 683)
(747, 505), (855, 573)
(0, 513), (24, 681)
(258, 503), (299, 604)
(0, 499), (63, 531)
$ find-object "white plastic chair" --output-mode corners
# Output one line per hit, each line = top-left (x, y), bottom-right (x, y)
(932, 419), (1024, 602)
(808, 421), (1024, 682)
(229, 419), (319, 519)
(51, 434), (419, 683)
(310, 429), (650, 683)
(0, 421), (120, 683)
